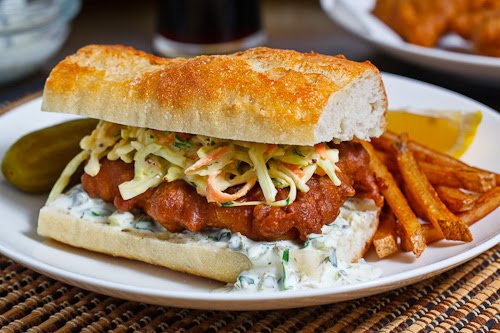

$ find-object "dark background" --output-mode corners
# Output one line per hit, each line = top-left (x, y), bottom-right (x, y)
(1, 0), (498, 111)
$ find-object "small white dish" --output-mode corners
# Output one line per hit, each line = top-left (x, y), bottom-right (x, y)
(0, 73), (499, 310)
(0, 0), (81, 85)
(321, 0), (500, 83)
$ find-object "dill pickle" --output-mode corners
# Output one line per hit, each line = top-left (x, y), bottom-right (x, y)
(2, 118), (98, 193)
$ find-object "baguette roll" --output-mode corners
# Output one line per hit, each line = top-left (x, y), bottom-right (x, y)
(42, 45), (387, 145)
(38, 45), (386, 288)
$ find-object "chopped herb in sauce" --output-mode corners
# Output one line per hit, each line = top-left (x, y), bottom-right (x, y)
(173, 134), (192, 150)
(292, 148), (305, 157)
(282, 248), (289, 262)
(50, 186), (382, 293)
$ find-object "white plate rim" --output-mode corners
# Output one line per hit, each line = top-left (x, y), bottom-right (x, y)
(0, 72), (499, 310)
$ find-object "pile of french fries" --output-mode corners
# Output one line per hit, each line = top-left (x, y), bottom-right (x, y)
(360, 131), (500, 259)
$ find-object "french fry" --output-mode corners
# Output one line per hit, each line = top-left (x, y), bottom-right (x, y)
(398, 224), (412, 253)
(373, 207), (399, 258)
(373, 131), (469, 169)
(374, 147), (495, 193)
(375, 150), (398, 174)
(459, 187), (500, 225)
(393, 134), (472, 242)
(402, 182), (427, 221)
(370, 131), (397, 153)
(422, 187), (500, 244)
(373, 131), (498, 251)
(420, 223), (442, 245)
(372, 131), (499, 185)
(435, 186), (479, 213)
(420, 162), (495, 193)
(360, 141), (426, 257)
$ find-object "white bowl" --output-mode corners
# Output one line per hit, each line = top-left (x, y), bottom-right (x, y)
(0, 0), (81, 84)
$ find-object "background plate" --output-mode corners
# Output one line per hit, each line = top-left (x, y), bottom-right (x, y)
(321, 0), (500, 84)
(0, 73), (499, 310)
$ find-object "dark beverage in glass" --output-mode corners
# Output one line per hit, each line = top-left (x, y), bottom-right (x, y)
(154, 0), (265, 57)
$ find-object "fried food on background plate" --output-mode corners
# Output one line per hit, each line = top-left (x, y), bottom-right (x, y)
(451, 10), (495, 39)
(474, 11), (500, 56)
(450, 0), (500, 40)
(372, 0), (464, 47)
(373, 0), (500, 56)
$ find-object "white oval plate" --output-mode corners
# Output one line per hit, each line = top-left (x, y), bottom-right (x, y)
(320, 0), (500, 83)
(0, 74), (499, 311)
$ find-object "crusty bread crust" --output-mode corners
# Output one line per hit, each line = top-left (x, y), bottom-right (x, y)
(37, 198), (379, 284)
(38, 207), (251, 283)
(42, 45), (387, 145)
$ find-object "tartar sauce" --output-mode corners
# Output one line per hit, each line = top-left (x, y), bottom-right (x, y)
(49, 185), (382, 292)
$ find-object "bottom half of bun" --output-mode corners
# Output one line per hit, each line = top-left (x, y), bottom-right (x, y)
(37, 198), (380, 284)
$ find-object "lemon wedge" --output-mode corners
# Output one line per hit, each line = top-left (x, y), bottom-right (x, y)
(387, 109), (482, 158)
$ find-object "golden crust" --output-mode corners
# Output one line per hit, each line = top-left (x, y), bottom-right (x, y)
(42, 45), (387, 145)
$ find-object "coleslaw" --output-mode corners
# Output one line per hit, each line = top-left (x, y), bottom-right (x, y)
(49, 120), (342, 206)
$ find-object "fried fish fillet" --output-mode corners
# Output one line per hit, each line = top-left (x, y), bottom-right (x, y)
(81, 142), (382, 242)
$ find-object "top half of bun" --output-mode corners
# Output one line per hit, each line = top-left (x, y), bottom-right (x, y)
(42, 45), (387, 146)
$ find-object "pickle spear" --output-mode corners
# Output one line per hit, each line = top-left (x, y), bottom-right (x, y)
(2, 118), (98, 193)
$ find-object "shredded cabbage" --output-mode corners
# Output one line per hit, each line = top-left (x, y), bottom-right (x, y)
(47, 150), (90, 202)
(54, 121), (343, 207)
(248, 144), (278, 203)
